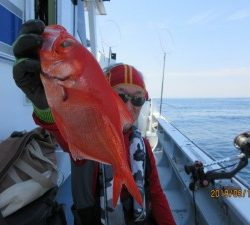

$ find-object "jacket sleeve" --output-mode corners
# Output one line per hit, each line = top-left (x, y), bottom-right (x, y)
(144, 139), (176, 225)
(32, 112), (85, 165)
(33, 112), (69, 150)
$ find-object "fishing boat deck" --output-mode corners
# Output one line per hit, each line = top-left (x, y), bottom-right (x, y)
(55, 103), (250, 225)
(56, 176), (73, 225)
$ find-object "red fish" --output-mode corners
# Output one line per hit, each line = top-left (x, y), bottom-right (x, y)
(39, 25), (142, 207)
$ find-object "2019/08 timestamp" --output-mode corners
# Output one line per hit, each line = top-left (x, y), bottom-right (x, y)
(210, 188), (250, 198)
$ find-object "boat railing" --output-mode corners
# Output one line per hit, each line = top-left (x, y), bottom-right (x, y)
(143, 99), (250, 225)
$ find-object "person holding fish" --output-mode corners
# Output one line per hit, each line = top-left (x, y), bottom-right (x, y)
(12, 20), (176, 225)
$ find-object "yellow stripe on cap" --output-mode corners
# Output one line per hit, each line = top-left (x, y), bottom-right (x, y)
(124, 64), (128, 83)
(128, 65), (133, 84)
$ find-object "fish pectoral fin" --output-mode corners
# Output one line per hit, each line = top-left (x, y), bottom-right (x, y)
(112, 91), (134, 130)
(61, 86), (68, 101)
(56, 80), (75, 101)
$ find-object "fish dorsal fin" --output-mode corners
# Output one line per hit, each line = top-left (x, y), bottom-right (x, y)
(112, 91), (134, 130)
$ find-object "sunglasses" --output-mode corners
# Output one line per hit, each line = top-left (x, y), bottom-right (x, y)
(118, 93), (146, 107)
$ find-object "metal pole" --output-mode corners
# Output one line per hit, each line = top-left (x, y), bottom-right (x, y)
(159, 52), (166, 115)
(87, 0), (97, 57)
(101, 164), (109, 225)
(108, 46), (111, 66)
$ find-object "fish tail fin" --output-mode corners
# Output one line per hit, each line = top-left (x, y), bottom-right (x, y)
(113, 174), (122, 207)
(113, 167), (143, 207)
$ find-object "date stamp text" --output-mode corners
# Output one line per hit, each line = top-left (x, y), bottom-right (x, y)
(210, 188), (250, 198)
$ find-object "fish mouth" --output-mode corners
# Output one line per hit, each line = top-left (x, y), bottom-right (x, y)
(41, 69), (70, 81)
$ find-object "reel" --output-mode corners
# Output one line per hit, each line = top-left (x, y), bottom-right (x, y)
(184, 131), (250, 191)
(234, 131), (250, 156)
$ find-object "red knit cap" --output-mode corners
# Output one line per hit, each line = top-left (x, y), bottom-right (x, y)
(105, 64), (149, 100)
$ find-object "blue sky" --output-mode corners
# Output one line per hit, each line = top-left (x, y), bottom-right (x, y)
(97, 0), (250, 98)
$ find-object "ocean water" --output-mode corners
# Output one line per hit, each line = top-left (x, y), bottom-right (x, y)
(157, 98), (250, 186)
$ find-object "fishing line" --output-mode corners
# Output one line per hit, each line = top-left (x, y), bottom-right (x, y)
(98, 24), (106, 55)
(160, 107), (234, 167)
(160, 115), (200, 147)
(204, 163), (240, 176)
(97, 19), (121, 66)
(158, 28), (175, 55)
(157, 101), (186, 124)
(203, 154), (245, 168)
(162, 101), (227, 159)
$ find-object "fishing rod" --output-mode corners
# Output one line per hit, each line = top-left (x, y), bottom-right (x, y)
(184, 131), (250, 190)
(159, 52), (166, 115)
(158, 28), (174, 115)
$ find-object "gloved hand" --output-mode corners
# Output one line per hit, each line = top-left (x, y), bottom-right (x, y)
(13, 19), (48, 109)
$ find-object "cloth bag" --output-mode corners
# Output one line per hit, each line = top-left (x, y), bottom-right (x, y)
(0, 127), (58, 217)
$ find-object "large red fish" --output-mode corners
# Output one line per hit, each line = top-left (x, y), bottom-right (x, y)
(39, 25), (142, 207)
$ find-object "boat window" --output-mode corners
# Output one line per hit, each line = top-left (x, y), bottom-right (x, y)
(35, 0), (57, 25)
(0, 1), (22, 60)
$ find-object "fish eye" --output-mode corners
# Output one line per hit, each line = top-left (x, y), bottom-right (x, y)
(60, 40), (73, 48)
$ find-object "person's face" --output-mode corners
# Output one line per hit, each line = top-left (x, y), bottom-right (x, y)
(113, 84), (146, 121)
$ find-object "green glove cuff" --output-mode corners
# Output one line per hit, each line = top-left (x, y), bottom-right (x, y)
(33, 105), (55, 123)
(14, 57), (27, 65)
